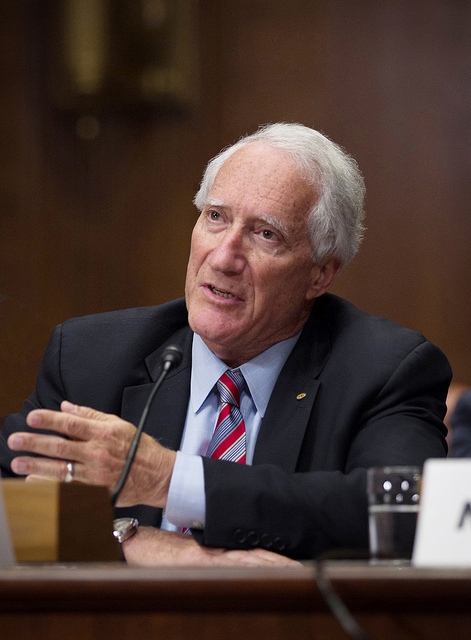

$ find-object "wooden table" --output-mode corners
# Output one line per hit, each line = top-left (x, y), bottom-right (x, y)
(0, 561), (470, 640)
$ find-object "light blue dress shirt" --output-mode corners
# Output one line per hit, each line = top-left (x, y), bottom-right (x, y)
(162, 332), (300, 531)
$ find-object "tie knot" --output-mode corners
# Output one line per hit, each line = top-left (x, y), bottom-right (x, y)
(217, 370), (245, 408)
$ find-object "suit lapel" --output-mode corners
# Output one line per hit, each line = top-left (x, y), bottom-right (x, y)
(253, 299), (332, 471)
(120, 327), (193, 451)
(119, 296), (333, 475)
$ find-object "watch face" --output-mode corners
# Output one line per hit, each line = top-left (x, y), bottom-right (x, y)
(114, 518), (132, 534)
(113, 518), (138, 544)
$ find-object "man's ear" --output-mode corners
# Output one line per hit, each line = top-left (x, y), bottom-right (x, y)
(307, 258), (342, 301)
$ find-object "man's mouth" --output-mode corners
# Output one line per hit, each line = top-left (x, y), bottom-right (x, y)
(210, 285), (235, 299)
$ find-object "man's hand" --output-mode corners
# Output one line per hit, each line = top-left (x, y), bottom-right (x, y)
(122, 527), (302, 567)
(7, 401), (176, 508)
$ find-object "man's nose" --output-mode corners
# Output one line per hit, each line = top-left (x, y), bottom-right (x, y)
(207, 228), (247, 273)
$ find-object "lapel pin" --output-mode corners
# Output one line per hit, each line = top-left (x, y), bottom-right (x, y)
(296, 393), (307, 400)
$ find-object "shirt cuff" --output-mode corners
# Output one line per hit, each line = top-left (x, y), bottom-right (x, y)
(164, 451), (206, 529)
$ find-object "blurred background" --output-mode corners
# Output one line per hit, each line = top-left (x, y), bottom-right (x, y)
(1, 0), (470, 415)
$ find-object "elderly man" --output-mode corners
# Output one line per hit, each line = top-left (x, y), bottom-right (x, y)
(1, 123), (451, 564)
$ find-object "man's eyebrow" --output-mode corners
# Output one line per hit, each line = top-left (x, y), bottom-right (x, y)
(258, 215), (290, 237)
(204, 200), (291, 237)
(205, 198), (226, 208)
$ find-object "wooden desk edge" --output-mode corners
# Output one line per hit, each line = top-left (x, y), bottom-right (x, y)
(0, 561), (470, 614)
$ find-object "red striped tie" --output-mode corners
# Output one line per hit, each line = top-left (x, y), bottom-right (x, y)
(206, 370), (247, 463)
(182, 370), (247, 534)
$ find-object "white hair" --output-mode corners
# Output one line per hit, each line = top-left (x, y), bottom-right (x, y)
(193, 123), (366, 266)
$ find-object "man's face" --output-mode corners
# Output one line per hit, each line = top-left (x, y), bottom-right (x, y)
(185, 142), (333, 367)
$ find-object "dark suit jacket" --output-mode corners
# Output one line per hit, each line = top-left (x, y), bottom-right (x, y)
(0, 294), (452, 559)
(450, 388), (471, 457)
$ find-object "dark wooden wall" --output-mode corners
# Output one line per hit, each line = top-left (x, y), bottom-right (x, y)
(1, 0), (470, 415)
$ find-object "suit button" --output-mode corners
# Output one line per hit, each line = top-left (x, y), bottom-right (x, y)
(260, 533), (273, 549)
(247, 531), (260, 546)
(273, 536), (286, 552)
(233, 529), (247, 544)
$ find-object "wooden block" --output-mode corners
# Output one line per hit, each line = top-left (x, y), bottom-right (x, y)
(1, 479), (120, 562)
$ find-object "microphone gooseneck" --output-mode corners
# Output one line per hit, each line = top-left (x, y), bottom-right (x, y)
(110, 344), (183, 506)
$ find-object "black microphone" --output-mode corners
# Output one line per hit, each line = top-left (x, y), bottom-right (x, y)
(110, 344), (183, 506)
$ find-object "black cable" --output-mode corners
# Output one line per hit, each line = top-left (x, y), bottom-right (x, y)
(314, 550), (373, 640)
(110, 345), (183, 506)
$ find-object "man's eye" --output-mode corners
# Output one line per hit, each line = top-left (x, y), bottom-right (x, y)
(261, 229), (277, 240)
(209, 210), (220, 220)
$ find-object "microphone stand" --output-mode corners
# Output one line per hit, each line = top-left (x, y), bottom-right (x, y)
(110, 346), (182, 506)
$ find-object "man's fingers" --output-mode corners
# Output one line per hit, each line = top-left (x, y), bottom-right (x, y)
(10, 455), (76, 481)
(25, 403), (122, 441)
(26, 408), (91, 440)
(60, 401), (116, 422)
(217, 548), (301, 567)
(9, 432), (72, 456)
(9, 406), (168, 507)
(123, 527), (301, 568)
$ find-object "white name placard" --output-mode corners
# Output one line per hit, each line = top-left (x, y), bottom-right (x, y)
(413, 458), (471, 567)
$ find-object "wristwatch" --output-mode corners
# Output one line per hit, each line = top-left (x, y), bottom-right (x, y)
(113, 517), (139, 545)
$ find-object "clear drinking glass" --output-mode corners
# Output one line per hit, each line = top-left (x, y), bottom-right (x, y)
(367, 466), (421, 561)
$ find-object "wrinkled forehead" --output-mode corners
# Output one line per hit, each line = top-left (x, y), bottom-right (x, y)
(209, 142), (318, 212)
(216, 141), (301, 180)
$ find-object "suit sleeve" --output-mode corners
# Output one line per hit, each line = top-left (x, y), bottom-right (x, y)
(0, 326), (66, 475)
(449, 389), (471, 458)
(198, 339), (451, 559)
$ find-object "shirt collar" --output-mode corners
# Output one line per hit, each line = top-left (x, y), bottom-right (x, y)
(190, 332), (300, 417)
